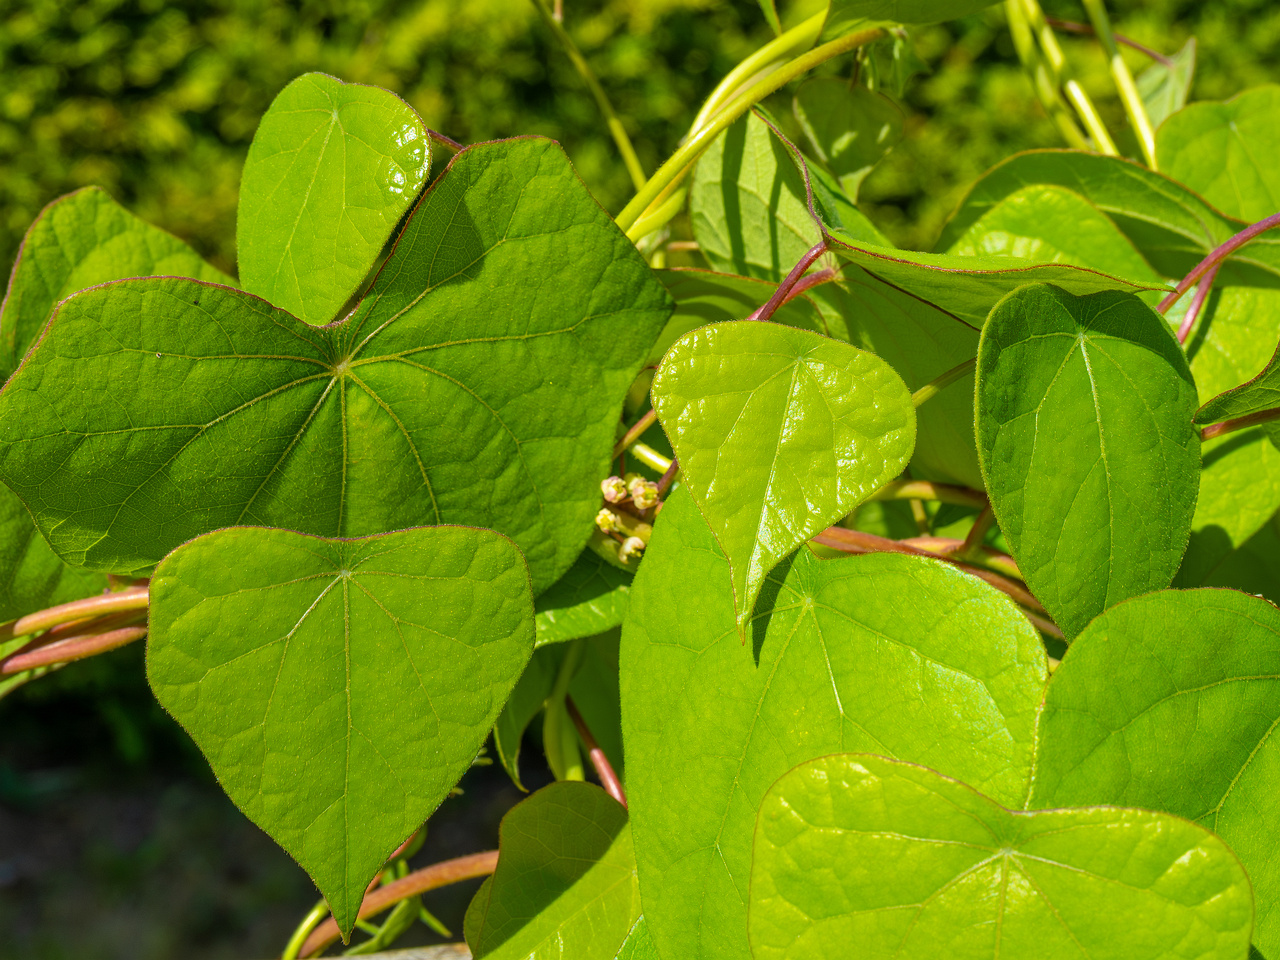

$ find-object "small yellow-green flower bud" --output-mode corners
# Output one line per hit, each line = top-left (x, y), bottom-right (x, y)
(595, 508), (619, 534)
(619, 536), (646, 564)
(631, 482), (659, 511)
(601, 476), (628, 503)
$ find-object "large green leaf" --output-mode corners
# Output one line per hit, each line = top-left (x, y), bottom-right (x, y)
(621, 489), (1048, 960)
(1, 186), (232, 383)
(615, 918), (658, 959)
(0, 138), (671, 590)
(976, 284), (1200, 638)
(466, 781), (638, 960)
(650, 321), (915, 633)
(1032, 588), (1280, 955)
(0, 487), (103, 624)
(1202, 515), (1280, 605)
(651, 269), (829, 365)
(1197, 341), (1280, 424)
(792, 80), (903, 200)
(752, 753), (1253, 960)
(534, 553), (632, 648)
(944, 184), (1162, 284)
(1158, 85), (1280, 224)
(236, 73), (431, 326)
(935, 149), (1280, 280)
(147, 524), (534, 937)
(1137, 37), (1196, 130)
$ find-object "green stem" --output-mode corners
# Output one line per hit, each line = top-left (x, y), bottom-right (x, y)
(615, 409), (658, 458)
(1006, 0), (1090, 150)
(529, 0), (647, 191)
(868, 479), (989, 510)
(629, 441), (673, 474)
(616, 25), (888, 235)
(543, 640), (586, 781)
(956, 505), (996, 563)
(1081, 0), (1157, 167)
(282, 901), (330, 960)
(912, 358), (976, 409)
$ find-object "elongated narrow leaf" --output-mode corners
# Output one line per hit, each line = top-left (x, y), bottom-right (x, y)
(1, 187), (232, 382)
(621, 489), (1048, 960)
(237, 73), (431, 325)
(466, 781), (638, 960)
(793, 80), (903, 200)
(1137, 37), (1196, 129)
(1158, 84), (1280, 223)
(976, 284), (1199, 637)
(752, 754), (1253, 960)
(651, 269), (829, 365)
(651, 321), (915, 632)
(148, 525), (534, 938)
(0, 138), (671, 590)
(1033, 588), (1280, 955)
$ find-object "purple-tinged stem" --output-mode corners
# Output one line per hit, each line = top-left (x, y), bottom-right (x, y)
(783, 267), (838, 305)
(1177, 263), (1220, 344)
(1045, 17), (1174, 66)
(566, 696), (627, 808)
(614, 409), (658, 459)
(748, 240), (829, 322)
(1201, 407), (1280, 442)
(656, 458), (679, 496)
(1160, 211), (1280, 315)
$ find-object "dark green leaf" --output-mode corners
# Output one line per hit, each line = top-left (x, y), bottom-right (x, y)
(236, 73), (431, 325)
(147, 524), (534, 937)
(1137, 37), (1196, 130)
(0, 186), (230, 382)
(0, 487), (103, 625)
(792, 80), (903, 200)
(1032, 588), (1280, 955)
(535, 553), (632, 648)
(493, 644), (563, 792)
(976, 284), (1200, 638)
(823, 0), (999, 34)
(752, 753), (1253, 960)
(621, 489), (1048, 960)
(1158, 84), (1280, 224)
(466, 781), (638, 960)
(0, 139), (671, 590)
(651, 321), (915, 632)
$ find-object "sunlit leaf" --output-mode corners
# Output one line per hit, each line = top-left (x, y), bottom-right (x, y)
(1137, 37), (1196, 129)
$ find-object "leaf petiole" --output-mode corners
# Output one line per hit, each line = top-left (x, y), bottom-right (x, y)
(868, 479), (988, 510)
(1081, 0), (1158, 167)
(565, 694), (627, 808)
(911, 357), (976, 408)
(748, 239), (829, 322)
(282, 901), (331, 960)
(1200, 406), (1280, 442)
(1160, 210), (1280, 315)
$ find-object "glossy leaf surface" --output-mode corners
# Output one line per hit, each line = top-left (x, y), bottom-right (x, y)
(236, 73), (431, 325)
(651, 321), (915, 632)
(751, 754), (1253, 960)
(1033, 588), (1280, 955)
(792, 80), (902, 200)
(466, 781), (638, 960)
(0, 186), (231, 382)
(0, 138), (670, 589)
(621, 489), (1048, 960)
(1137, 37), (1196, 129)
(148, 525), (534, 937)
(976, 284), (1199, 637)
(1158, 84), (1280, 223)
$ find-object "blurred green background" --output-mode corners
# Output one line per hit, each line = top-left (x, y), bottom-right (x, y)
(0, 1), (1276, 958)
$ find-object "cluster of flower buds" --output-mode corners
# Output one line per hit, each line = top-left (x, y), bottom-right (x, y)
(625, 473), (660, 511)
(601, 476), (629, 503)
(618, 537), (646, 563)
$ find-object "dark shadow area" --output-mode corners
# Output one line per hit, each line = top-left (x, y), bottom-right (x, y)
(752, 551), (795, 666)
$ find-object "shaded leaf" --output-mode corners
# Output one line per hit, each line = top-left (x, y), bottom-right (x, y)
(621, 489), (1048, 960)
(752, 753), (1252, 960)
(147, 524), (534, 937)
(535, 552), (632, 648)
(0, 488), (103, 625)
(0, 138), (671, 590)
(1201, 515), (1280, 605)
(792, 79), (903, 200)
(466, 781), (638, 960)
(1032, 588), (1280, 955)
(650, 321), (915, 632)
(823, 0), (999, 39)
(493, 645), (563, 792)
(976, 284), (1200, 638)
(1158, 84), (1280, 224)
(1137, 37), (1196, 130)
(236, 73), (431, 325)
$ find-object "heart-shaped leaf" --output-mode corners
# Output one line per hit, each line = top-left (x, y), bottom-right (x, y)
(1137, 37), (1196, 130)
(1032, 588), (1280, 955)
(147, 524), (534, 938)
(0, 138), (671, 590)
(236, 72), (431, 325)
(466, 781), (638, 960)
(650, 321), (915, 633)
(792, 80), (903, 200)
(1157, 84), (1280, 223)
(976, 284), (1200, 637)
(1, 186), (232, 382)
(751, 754), (1253, 960)
(621, 489), (1048, 960)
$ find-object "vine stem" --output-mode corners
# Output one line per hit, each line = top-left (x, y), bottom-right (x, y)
(1081, 0), (1157, 168)
(748, 240), (829, 322)
(1200, 407), (1280, 442)
(2, 619), (148, 675)
(655, 458), (680, 496)
(426, 129), (464, 156)
(912, 358), (976, 408)
(282, 901), (330, 960)
(565, 695), (627, 808)
(616, 25), (888, 236)
(528, 0), (647, 191)
(955, 505), (996, 563)
(0, 585), (148, 641)
(615, 410), (658, 458)
(299, 851), (500, 957)
(869, 479), (989, 510)
(1045, 17), (1173, 66)
(1176, 263), (1220, 344)
(1159, 211), (1280, 315)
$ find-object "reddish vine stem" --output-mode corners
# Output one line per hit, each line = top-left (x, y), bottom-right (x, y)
(1159, 211), (1280, 315)
(655, 458), (680, 496)
(300, 851), (500, 957)
(1044, 17), (1173, 66)
(2, 622), (148, 675)
(1177, 263), (1220, 344)
(748, 240), (829, 323)
(565, 695), (627, 808)
(0, 586), (148, 641)
(782, 267), (838, 305)
(614, 409), (658, 459)
(1201, 407), (1280, 442)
